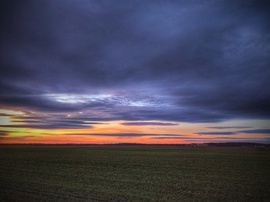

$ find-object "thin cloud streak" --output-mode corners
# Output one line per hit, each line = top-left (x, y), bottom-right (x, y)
(195, 132), (237, 135)
(239, 129), (270, 134)
(207, 127), (253, 129)
(121, 122), (178, 126)
(0, 124), (93, 129)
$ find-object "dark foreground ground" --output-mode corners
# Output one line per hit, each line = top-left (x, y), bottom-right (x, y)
(0, 145), (270, 201)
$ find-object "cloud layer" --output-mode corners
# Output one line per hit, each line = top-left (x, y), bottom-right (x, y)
(1, 0), (270, 125)
(195, 129), (270, 136)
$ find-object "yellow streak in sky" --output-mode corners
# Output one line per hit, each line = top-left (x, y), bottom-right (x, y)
(0, 109), (24, 115)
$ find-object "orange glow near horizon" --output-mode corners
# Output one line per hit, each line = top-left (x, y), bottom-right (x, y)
(0, 108), (269, 144)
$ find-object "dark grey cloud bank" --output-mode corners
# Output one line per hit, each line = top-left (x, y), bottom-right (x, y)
(195, 128), (270, 135)
(239, 129), (270, 134)
(121, 122), (178, 126)
(0, 117), (99, 129)
(207, 127), (253, 129)
(0, 112), (102, 129)
(196, 132), (237, 135)
(1, 0), (270, 124)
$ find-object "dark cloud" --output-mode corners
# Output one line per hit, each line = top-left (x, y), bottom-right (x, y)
(0, 0), (270, 124)
(185, 138), (270, 144)
(121, 122), (178, 126)
(0, 113), (12, 116)
(0, 115), (102, 129)
(207, 127), (253, 129)
(0, 131), (9, 138)
(239, 129), (270, 134)
(0, 123), (92, 129)
(0, 135), (39, 141)
(195, 128), (270, 136)
(195, 132), (237, 135)
(111, 108), (228, 123)
(152, 136), (270, 144)
(151, 137), (187, 140)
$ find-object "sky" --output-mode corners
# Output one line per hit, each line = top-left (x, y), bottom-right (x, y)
(1, 0), (270, 144)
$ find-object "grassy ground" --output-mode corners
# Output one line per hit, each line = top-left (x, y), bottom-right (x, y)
(0, 145), (270, 201)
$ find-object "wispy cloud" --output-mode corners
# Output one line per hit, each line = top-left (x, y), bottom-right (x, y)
(0, 131), (9, 138)
(195, 132), (237, 135)
(121, 122), (178, 126)
(207, 127), (253, 129)
(0, 124), (93, 129)
(151, 137), (187, 139)
(195, 129), (270, 136)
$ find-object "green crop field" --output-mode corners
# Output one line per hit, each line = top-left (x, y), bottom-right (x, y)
(0, 145), (270, 201)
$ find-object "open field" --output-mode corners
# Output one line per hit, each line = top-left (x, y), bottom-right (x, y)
(0, 145), (270, 201)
